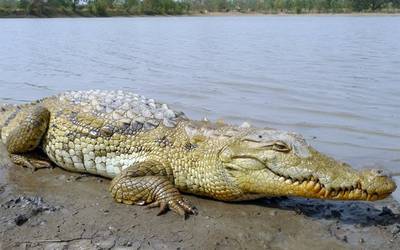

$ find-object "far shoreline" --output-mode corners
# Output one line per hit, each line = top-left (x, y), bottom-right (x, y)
(1, 11), (400, 19)
(191, 11), (400, 17)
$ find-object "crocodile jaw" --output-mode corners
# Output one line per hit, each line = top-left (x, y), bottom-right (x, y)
(236, 169), (396, 201)
(229, 147), (396, 201)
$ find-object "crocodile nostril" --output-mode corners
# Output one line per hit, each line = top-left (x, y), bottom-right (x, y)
(375, 169), (390, 177)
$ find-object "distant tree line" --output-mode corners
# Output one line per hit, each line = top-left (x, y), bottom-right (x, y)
(1, 0), (400, 17)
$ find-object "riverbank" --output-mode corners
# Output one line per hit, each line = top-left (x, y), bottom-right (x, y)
(1, 145), (400, 249)
(1, 9), (400, 18)
(2, 0), (400, 18)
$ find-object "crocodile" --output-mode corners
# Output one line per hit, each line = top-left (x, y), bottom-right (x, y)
(0, 90), (396, 216)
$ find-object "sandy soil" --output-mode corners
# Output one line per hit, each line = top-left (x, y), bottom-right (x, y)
(1, 145), (400, 250)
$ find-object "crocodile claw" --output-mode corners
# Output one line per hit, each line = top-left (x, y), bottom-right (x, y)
(10, 154), (53, 172)
(146, 198), (197, 217)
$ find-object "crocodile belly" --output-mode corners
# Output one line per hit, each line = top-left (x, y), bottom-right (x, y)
(42, 135), (147, 179)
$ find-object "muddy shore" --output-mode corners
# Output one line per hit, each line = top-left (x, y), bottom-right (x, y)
(1, 145), (400, 250)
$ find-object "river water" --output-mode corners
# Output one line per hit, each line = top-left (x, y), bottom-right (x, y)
(0, 16), (399, 196)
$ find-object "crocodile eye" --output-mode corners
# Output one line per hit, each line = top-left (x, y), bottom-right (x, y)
(272, 141), (291, 153)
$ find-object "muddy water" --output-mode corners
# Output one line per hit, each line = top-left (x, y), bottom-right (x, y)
(0, 16), (399, 198)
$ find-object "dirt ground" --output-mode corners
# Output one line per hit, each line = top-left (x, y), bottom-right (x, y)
(1, 145), (400, 250)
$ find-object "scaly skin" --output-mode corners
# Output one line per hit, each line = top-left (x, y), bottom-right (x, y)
(0, 90), (397, 216)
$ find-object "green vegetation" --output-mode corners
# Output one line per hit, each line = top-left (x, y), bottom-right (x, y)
(0, 0), (399, 17)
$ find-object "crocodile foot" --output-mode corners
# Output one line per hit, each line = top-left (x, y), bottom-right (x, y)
(110, 174), (197, 218)
(10, 154), (53, 172)
(146, 197), (197, 217)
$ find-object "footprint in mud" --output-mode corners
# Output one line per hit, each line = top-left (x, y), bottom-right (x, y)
(1, 196), (61, 227)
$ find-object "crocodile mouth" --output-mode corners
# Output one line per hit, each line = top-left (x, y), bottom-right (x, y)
(228, 156), (395, 201)
(274, 174), (387, 201)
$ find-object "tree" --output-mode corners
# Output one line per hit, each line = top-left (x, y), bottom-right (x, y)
(273, 0), (284, 11)
(293, 0), (305, 13)
(371, 0), (385, 10)
(89, 0), (109, 15)
(351, 0), (369, 11)
(18, 0), (31, 10)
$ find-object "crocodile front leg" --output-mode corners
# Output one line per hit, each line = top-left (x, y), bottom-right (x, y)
(1, 105), (52, 171)
(109, 160), (197, 217)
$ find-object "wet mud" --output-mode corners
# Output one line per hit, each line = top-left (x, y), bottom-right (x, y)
(1, 147), (400, 250)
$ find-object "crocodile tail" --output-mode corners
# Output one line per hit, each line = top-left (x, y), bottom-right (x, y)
(0, 103), (16, 112)
(1, 100), (46, 131)
(0, 104), (19, 135)
(1, 104), (10, 123)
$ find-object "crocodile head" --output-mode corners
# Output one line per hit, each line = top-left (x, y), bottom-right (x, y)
(219, 129), (396, 201)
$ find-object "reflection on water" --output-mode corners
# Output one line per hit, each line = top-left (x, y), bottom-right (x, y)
(0, 16), (399, 198)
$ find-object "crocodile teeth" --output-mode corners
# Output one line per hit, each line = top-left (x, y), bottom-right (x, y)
(354, 189), (362, 198)
(347, 191), (354, 199)
(274, 175), (375, 202)
(306, 181), (315, 189)
(361, 191), (367, 200)
(313, 183), (321, 192)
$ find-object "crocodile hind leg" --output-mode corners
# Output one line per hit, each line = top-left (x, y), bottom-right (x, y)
(109, 161), (197, 217)
(1, 105), (51, 171)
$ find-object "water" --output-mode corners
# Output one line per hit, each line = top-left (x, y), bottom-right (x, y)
(0, 16), (399, 196)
